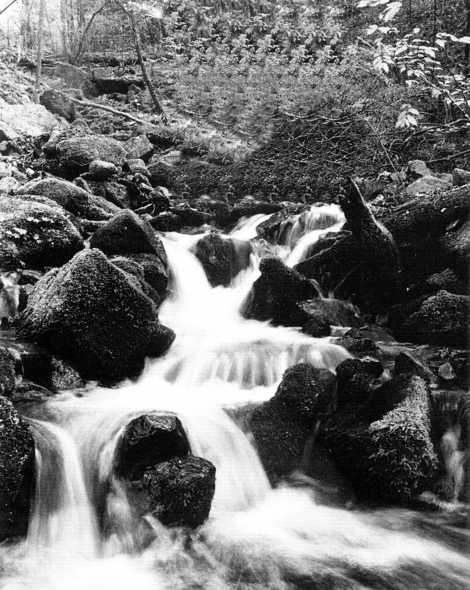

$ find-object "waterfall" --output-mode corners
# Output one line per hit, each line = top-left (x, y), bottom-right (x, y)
(1, 206), (470, 590)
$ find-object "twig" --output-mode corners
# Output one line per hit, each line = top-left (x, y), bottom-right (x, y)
(426, 148), (470, 164)
(70, 96), (153, 125)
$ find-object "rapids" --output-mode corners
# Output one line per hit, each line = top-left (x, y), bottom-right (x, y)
(0, 205), (469, 590)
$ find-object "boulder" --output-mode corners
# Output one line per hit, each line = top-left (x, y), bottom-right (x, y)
(250, 364), (336, 483)
(401, 290), (468, 346)
(123, 159), (149, 177)
(16, 177), (119, 221)
(0, 196), (83, 271)
(88, 160), (118, 180)
(170, 203), (212, 227)
(406, 175), (452, 197)
(43, 63), (97, 97)
(441, 219), (470, 276)
(0, 101), (65, 141)
(300, 298), (362, 337)
(193, 232), (252, 287)
(407, 160), (432, 179)
(194, 196), (231, 227)
(39, 89), (76, 122)
(89, 210), (168, 270)
(124, 135), (154, 160)
(115, 413), (190, 480)
(128, 456), (215, 528)
(18, 249), (174, 383)
(322, 374), (438, 503)
(150, 211), (182, 232)
(56, 134), (128, 173)
(123, 252), (169, 295)
(0, 396), (35, 541)
(241, 257), (318, 326)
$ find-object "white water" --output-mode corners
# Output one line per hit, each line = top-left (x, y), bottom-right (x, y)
(1, 206), (470, 590)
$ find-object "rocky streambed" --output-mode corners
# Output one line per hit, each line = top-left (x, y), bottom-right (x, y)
(0, 96), (468, 589)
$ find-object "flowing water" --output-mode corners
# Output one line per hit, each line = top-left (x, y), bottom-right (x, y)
(0, 206), (469, 590)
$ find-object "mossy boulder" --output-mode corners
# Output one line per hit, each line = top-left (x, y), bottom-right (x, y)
(56, 134), (127, 173)
(322, 374), (438, 503)
(127, 456), (216, 528)
(90, 210), (169, 297)
(0, 396), (35, 541)
(250, 363), (336, 483)
(401, 290), (468, 346)
(17, 177), (119, 221)
(18, 249), (174, 383)
(0, 196), (83, 271)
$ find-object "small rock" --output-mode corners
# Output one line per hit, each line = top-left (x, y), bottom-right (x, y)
(124, 135), (154, 160)
(407, 160), (432, 179)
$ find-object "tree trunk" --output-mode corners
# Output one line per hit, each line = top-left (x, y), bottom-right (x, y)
(114, 0), (166, 121)
(34, 0), (46, 102)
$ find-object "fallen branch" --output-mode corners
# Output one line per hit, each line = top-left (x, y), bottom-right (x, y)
(70, 96), (153, 125)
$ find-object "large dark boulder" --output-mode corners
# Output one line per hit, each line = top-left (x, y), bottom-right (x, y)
(322, 374), (438, 503)
(0, 396), (35, 541)
(0, 196), (83, 271)
(90, 210), (169, 297)
(39, 89), (76, 122)
(250, 363), (336, 483)
(56, 135), (128, 173)
(193, 232), (252, 287)
(170, 203), (212, 228)
(128, 456), (215, 528)
(115, 413), (190, 480)
(241, 257), (318, 326)
(90, 209), (165, 258)
(400, 290), (468, 346)
(17, 177), (119, 221)
(18, 249), (174, 383)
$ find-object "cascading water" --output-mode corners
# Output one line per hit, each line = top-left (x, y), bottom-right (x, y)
(1, 206), (470, 590)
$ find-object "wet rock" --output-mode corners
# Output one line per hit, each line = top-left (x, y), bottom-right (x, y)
(241, 257), (318, 326)
(149, 211), (181, 232)
(18, 249), (174, 383)
(425, 268), (466, 295)
(300, 298), (362, 337)
(406, 175), (452, 196)
(322, 374), (438, 503)
(332, 335), (379, 357)
(0, 396), (35, 541)
(116, 414), (190, 480)
(256, 208), (301, 244)
(87, 179), (131, 209)
(230, 196), (282, 223)
(250, 363), (337, 483)
(170, 203), (212, 227)
(50, 356), (85, 391)
(193, 232), (251, 287)
(0, 196), (83, 271)
(123, 252), (169, 295)
(40, 89), (76, 122)
(394, 351), (434, 382)
(17, 177), (119, 221)
(129, 456), (216, 528)
(56, 134), (127, 173)
(401, 290), (468, 346)
(124, 135), (154, 160)
(88, 160), (118, 180)
(0, 101), (65, 141)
